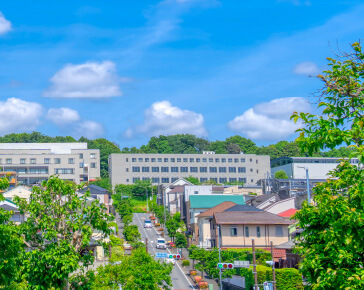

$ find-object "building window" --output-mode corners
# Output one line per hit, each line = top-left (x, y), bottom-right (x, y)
(132, 158), (137, 162)
(190, 158), (194, 162)
(142, 177), (149, 181)
(256, 159), (258, 164)
(79, 153), (83, 159)
(54, 158), (61, 164)
(200, 177), (207, 182)
(196, 158), (200, 163)
(171, 177), (178, 182)
(210, 178), (218, 182)
(202, 158), (207, 162)
(44, 158), (50, 164)
(219, 167), (226, 173)
(20, 158), (26, 164)
(241, 158), (245, 163)
(138, 158), (143, 162)
(132, 177), (140, 183)
(251, 179), (254, 183)
(164, 158), (169, 162)
(200, 167), (207, 173)
(152, 177), (160, 183)
(257, 170), (259, 173)
(132, 166), (140, 172)
(250, 168), (253, 172)
(229, 178), (237, 182)
(90, 153), (96, 159)
(215, 158), (220, 162)
(126, 179), (129, 182)
(180, 166), (188, 173)
(222, 158), (226, 163)
(245, 226), (249, 237)
(219, 177), (227, 183)
(183, 158), (188, 162)
(177, 158), (181, 162)
(151, 158), (156, 162)
(126, 168), (129, 172)
(68, 158), (75, 164)
(29, 168), (48, 174)
(161, 167), (169, 173)
(257, 226), (261, 238)
(170, 158), (175, 162)
(194, 191), (198, 195)
(250, 158), (252, 162)
(142, 167), (150, 172)
(209, 167), (217, 173)
(158, 158), (162, 162)
(171, 167), (178, 173)
(152, 167), (159, 173)
(145, 158), (149, 162)
(238, 167), (246, 173)
(229, 167), (236, 173)
(239, 178), (247, 183)
(30, 158), (36, 164)
(276, 226), (283, 237)
(234, 158), (239, 163)
(79, 162), (84, 168)
(161, 177), (170, 183)
(190, 167), (198, 173)
(208, 158), (213, 162)
(91, 163), (96, 168)
(230, 226), (238, 236)
(55, 168), (74, 174)
(228, 158), (232, 162)
(126, 158), (129, 162)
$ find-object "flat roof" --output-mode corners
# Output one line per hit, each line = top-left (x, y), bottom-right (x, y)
(0, 143), (88, 154)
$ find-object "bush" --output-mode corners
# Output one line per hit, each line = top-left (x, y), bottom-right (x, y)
(255, 266), (303, 290)
(190, 270), (197, 276)
(198, 281), (208, 289)
(110, 235), (123, 246)
(194, 276), (202, 283)
(182, 260), (190, 267)
(110, 246), (124, 263)
(239, 268), (254, 290)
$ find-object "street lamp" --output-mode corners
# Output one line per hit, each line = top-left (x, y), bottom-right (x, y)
(217, 225), (222, 290)
(297, 166), (310, 204)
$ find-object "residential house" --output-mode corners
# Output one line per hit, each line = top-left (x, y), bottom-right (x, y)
(79, 184), (111, 213)
(246, 194), (280, 210)
(0, 199), (25, 223)
(223, 184), (263, 195)
(263, 197), (296, 215)
(2, 185), (33, 202)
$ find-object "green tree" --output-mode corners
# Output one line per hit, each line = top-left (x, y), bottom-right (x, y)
(274, 170), (289, 179)
(6, 176), (113, 289)
(225, 135), (258, 154)
(291, 42), (364, 289)
(166, 212), (181, 242)
(90, 177), (111, 191)
(123, 225), (141, 243)
(184, 176), (201, 185)
(175, 232), (187, 248)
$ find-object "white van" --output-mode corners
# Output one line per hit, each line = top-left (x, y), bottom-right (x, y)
(144, 219), (152, 228)
(156, 238), (166, 249)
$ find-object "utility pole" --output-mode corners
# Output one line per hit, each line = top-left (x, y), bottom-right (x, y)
(252, 239), (258, 290)
(146, 237), (148, 253)
(163, 186), (167, 236)
(217, 226), (222, 290)
(271, 241), (276, 290)
(298, 166), (310, 204)
(146, 187), (149, 213)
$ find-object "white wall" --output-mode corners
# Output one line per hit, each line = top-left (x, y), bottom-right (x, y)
(292, 163), (338, 179)
(185, 186), (212, 201)
(265, 198), (295, 214)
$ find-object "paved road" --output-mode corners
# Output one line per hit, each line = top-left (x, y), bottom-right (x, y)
(133, 213), (196, 290)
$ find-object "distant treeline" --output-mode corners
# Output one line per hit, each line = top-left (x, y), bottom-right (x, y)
(0, 132), (354, 177)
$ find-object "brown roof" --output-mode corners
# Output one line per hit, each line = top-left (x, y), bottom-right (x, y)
(212, 186), (224, 192)
(214, 211), (293, 225)
(168, 186), (185, 194)
(197, 201), (237, 218)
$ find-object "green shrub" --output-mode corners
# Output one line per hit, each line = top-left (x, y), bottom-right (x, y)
(110, 235), (123, 246)
(239, 268), (254, 290)
(256, 265), (272, 285)
(110, 246), (124, 263)
(182, 260), (190, 267)
(275, 268), (303, 290)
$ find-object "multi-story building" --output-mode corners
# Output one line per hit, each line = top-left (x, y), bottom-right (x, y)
(0, 143), (100, 185)
(109, 152), (271, 187)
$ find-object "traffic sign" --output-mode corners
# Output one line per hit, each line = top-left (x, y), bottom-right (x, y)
(234, 260), (250, 268)
(156, 252), (168, 258)
(217, 263), (234, 269)
(168, 254), (181, 259)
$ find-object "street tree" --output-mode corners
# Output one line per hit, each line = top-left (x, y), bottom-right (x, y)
(291, 42), (364, 289)
(274, 170), (289, 179)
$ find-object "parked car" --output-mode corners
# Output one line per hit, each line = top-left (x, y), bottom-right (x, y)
(144, 219), (152, 228)
(156, 238), (166, 249)
(123, 243), (132, 250)
(164, 258), (176, 265)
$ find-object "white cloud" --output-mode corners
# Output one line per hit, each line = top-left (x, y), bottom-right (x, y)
(74, 121), (104, 139)
(44, 61), (122, 98)
(0, 98), (42, 134)
(293, 61), (320, 75)
(0, 12), (11, 35)
(46, 107), (80, 126)
(125, 101), (208, 138)
(227, 97), (310, 141)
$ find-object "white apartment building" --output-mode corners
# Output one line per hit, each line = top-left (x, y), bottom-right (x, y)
(0, 143), (100, 185)
(109, 152), (271, 187)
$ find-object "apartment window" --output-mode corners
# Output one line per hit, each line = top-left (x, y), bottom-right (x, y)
(30, 168), (48, 174)
(202, 158), (207, 162)
(276, 226), (283, 237)
(79, 153), (83, 159)
(142, 167), (150, 172)
(219, 167), (226, 173)
(209, 158), (213, 162)
(200, 167), (207, 173)
(152, 177), (160, 183)
(200, 177), (207, 182)
(126, 158), (129, 162)
(257, 170), (259, 173)
(194, 191), (198, 195)
(229, 167), (236, 173)
(171, 177), (178, 182)
(196, 158), (200, 163)
(209, 167), (217, 173)
(190, 167), (198, 173)
(180, 166), (188, 173)
(222, 158), (226, 163)
(170, 158), (175, 162)
(215, 158), (220, 162)
(177, 158), (181, 162)
(142, 177), (149, 181)
(250, 158), (252, 162)
(68, 158), (75, 164)
(228, 158), (232, 162)
(145, 158), (149, 162)
(91, 163), (96, 168)
(250, 168), (253, 172)
(44, 158), (50, 164)
(164, 158), (169, 162)
(257, 226), (261, 238)
(234, 158), (239, 163)
(241, 158), (246, 163)
(219, 177), (227, 183)
(90, 153), (96, 159)
(138, 158), (143, 162)
(55, 168), (74, 174)
(238, 167), (246, 173)
(132, 158), (137, 162)
(239, 178), (247, 183)
(158, 158), (162, 162)
(79, 162), (84, 168)
(30, 158), (36, 164)
(183, 158), (188, 162)
(132, 166), (140, 172)
(54, 158), (61, 164)
(229, 178), (237, 182)
(161, 167), (169, 173)
(126, 179), (129, 182)
(190, 158), (194, 162)
(251, 179), (254, 183)
(230, 226), (238, 236)
(171, 167), (179, 173)
(151, 158), (156, 162)
(256, 159), (259, 164)
(132, 177), (140, 183)
(245, 226), (249, 237)
(20, 158), (26, 164)
(161, 177), (170, 183)
(210, 178), (218, 182)
(152, 167), (159, 173)
(126, 168), (129, 172)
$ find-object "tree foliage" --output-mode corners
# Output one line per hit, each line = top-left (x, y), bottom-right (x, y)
(292, 42), (364, 289)
(274, 170), (289, 179)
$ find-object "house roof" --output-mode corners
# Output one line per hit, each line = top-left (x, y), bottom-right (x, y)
(0, 199), (19, 211)
(275, 240), (296, 249)
(214, 211), (293, 225)
(2, 185), (32, 196)
(164, 178), (193, 189)
(168, 186), (185, 194)
(212, 186), (224, 192)
(79, 184), (110, 195)
(224, 204), (263, 212)
(197, 201), (237, 218)
(278, 208), (298, 218)
(190, 195), (245, 209)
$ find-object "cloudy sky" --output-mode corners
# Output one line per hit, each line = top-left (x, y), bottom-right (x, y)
(0, 1), (363, 147)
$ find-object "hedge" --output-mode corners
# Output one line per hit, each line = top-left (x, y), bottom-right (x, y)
(239, 268), (254, 290)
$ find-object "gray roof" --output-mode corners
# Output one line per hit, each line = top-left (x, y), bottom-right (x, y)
(214, 211), (293, 225)
(224, 204), (263, 212)
(246, 193), (279, 205)
(275, 240), (296, 249)
(79, 184), (110, 195)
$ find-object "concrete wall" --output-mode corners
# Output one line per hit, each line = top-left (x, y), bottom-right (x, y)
(185, 185), (212, 201)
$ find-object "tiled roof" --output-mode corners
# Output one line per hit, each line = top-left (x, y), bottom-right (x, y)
(168, 186), (185, 193)
(278, 208), (298, 218)
(197, 201), (237, 218)
(224, 204), (263, 212)
(214, 211), (293, 225)
(79, 184), (110, 195)
(189, 195), (245, 209)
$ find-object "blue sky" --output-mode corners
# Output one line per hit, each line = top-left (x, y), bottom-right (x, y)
(0, 0), (363, 147)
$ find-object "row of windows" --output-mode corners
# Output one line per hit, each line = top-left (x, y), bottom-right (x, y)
(0, 154), (97, 165)
(128, 157), (258, 164)
(230, 225), (283, 237)
(130, 177), (249, 184)
(131, 166), (252, 173)
(55, 168), (74, 174)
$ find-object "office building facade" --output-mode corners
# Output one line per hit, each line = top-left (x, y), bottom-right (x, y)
(109, 152), (270, 187)
(0, 143), (100, 185)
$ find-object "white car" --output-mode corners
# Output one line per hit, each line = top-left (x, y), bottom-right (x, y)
(156, 238), (166, 249)
(123, 243), (132, 250)
(144, 219), (152, 228)
(164, 258), (176, 265)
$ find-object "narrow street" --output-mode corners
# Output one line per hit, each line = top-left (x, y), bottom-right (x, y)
(132, 213), (196, 290)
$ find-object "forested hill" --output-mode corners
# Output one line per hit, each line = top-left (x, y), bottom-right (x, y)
(0, 132), (353, 177)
